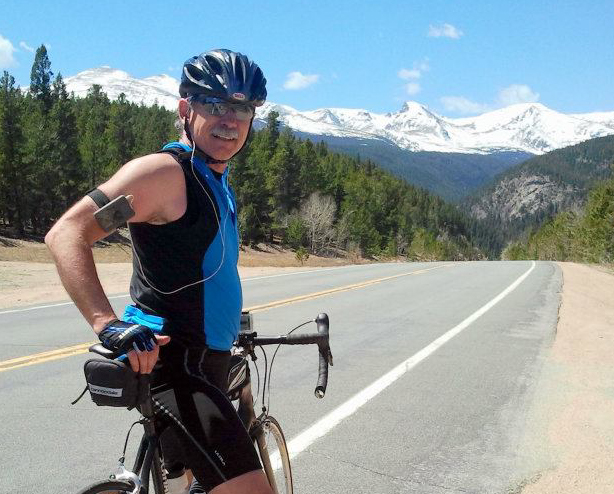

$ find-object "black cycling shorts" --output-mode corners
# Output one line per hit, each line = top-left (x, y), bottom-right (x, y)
(150, 344), (262, 492)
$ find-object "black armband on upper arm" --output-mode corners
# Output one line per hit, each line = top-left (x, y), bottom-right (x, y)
(86, 188), (135, 232)
(86, 188), (111, 208)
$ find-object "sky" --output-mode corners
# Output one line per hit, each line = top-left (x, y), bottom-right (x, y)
(1, 0), (613, 116)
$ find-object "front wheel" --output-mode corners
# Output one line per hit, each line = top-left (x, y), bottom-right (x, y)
(76, 479), (135, 494)
(254, 416), (293, 494)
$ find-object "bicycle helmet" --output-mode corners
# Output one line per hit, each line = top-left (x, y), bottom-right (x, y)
(179, 49), (267, 107)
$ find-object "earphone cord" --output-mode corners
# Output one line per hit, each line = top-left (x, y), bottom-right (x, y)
(133, 145), (230, 295)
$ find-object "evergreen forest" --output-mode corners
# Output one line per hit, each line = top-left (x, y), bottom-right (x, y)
(0, 46), (489, 261)
(503, 175), (614, 264)
(464, 134), (614, 255)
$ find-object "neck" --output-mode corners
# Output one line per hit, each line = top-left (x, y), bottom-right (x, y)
(208, 161), (227, 174)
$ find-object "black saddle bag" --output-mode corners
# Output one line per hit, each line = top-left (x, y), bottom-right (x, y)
(80, 358), (148, 408)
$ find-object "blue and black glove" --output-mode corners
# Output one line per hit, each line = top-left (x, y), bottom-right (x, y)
(98, 319), (157, 353)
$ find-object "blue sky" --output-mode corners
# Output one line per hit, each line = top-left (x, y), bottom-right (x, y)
(1, 0), (613, 115)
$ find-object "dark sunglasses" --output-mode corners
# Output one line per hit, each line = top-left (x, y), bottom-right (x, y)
(189, 95), (255, 121)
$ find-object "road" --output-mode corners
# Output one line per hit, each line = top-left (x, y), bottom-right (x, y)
(0, 261), (561, 493)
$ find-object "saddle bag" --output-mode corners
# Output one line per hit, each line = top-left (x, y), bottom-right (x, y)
(79, 358), (148, 408)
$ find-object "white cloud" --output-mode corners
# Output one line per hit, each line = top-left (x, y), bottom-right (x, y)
(497, 84), (540, 106)
(405, 82), (421, 96)
(19, 41), (35, 53)
(398, 68), (421, 80)
(283, 71), (319, 90)
(0, 34), (17, 68)
(440, 96), (490, 115)
(428, 23), (463, 39)
(441, 83), (540, 115)
(399, 59), (429, 95)
(399, 59), (429, 80)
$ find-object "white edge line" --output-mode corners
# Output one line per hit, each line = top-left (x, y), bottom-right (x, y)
(0, 294), (131, 316)
(0, 263), (395, 316)
(270, 260), (537, 468)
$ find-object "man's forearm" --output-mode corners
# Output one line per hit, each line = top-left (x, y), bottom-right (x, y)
(45, 228), (117, 333)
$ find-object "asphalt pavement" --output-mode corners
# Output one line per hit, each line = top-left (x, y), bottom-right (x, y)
(0, 261), (561, 493)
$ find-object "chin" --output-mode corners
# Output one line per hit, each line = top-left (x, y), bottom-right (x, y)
(209, 149), (236, 162)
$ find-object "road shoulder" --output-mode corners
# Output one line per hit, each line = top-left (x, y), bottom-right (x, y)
(0, 261), (330, 309)
(520, 262), (614, 493)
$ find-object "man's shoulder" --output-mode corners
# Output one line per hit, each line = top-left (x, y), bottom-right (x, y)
(124, 151), (185, 179)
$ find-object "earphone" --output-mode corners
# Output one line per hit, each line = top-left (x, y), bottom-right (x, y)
(133, 144), (231, 295)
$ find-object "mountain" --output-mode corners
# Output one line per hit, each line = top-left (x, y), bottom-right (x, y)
(464, 134), (614, 253)
(65, 67), (614, 156)
(65, 67), (179, 110)
(256, 101), (614, 155)
(64, 67), (614, 200)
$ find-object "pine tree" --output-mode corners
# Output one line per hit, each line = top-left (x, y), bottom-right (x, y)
(49, 73), (85, 211)
(265, 110), (280, 152)
(0, 71), (27, 234)
(80, 85), (110, 187)
(105, 93), (136, 176)
(29, 45), (53, 115)
(26, 47), (58, 230)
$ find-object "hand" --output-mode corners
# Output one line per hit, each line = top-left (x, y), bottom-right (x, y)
(126, 333), (171, 374)
(98, 320), (171, 374)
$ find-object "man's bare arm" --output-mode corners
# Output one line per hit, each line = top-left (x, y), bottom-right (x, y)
(45, 153), (185, 333)
(45, 196), (119, 332)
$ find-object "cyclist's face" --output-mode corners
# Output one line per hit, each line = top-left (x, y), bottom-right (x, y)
(187, 100), (251, 163)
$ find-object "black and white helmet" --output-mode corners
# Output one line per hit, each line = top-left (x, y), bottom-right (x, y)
(179, 49), (267, 107)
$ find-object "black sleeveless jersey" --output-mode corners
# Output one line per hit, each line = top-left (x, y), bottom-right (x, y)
(126, 142), (242, 350)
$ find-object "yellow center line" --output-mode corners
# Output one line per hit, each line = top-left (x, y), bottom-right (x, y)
(248, 264), (453, 312)
(0, 264), (453, 372)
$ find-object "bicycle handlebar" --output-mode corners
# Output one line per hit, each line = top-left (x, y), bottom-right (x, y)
(91, 312), (334, 399)
(245, 313), (333, 399)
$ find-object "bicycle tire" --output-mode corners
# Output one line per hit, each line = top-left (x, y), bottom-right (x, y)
(76, 479), (135, 494)
(255, 416), (293, 494)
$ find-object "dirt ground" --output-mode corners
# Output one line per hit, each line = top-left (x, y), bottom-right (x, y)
(518, 262), (614, 493)
(1, 241), (613, 492)
(0, 238), (355, 308)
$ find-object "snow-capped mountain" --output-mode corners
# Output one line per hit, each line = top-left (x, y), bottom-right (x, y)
(65, 67), (614, 156)
(65, 67), (179, 110)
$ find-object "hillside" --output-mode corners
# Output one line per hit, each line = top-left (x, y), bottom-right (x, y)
(465, 135), (614, 253)
(0, 52), (489, 262)
(65, 67), (614, 202)
(307, 133), (532, 202)
(502, 177), (614, 263)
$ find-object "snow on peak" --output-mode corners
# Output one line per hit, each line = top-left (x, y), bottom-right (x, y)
(398, 101), (430, 114)
(65, 67), (180, 110)
(64, 67), (614, 155)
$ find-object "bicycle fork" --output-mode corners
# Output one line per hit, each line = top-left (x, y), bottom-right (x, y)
(236, 373), (281, 494)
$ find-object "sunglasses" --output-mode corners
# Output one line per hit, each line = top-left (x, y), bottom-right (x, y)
(189, 96), (255, 121)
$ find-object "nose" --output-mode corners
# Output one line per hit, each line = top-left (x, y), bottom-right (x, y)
(219, 108), (238, 126)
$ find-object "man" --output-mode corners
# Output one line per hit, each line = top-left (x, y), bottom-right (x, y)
(45, 49), (273, 494)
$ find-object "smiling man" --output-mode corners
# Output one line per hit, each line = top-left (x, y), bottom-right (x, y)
(45, 49), (272, 494)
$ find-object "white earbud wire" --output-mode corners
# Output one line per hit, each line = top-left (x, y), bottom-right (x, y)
(133, 145), (230, 295)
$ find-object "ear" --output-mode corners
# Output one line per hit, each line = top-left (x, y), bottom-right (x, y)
(178, 98), (191, 119)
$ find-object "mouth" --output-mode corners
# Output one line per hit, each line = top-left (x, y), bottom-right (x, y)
(212, 129), (238, 141)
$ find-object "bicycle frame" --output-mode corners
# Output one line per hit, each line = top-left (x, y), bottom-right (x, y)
(108, 357), (275, 494)
(109, 398), (166, 494)
(233, 350), (279, 488)
(86, 312), (331, 494)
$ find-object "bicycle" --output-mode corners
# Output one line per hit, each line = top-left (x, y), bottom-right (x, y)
(75, 312), (333, 494)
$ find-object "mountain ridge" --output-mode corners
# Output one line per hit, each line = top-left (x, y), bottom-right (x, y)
(64, 67), (614, 157)
(464, 134), (614, 253)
